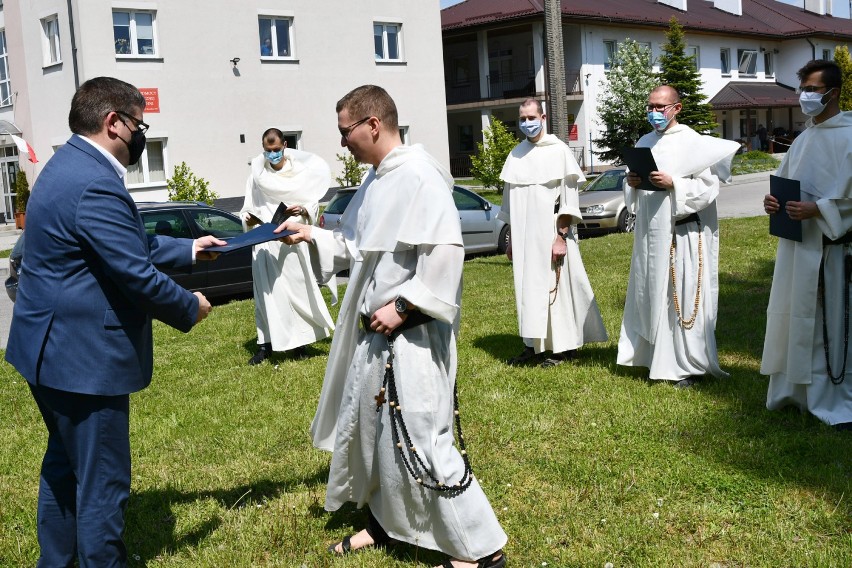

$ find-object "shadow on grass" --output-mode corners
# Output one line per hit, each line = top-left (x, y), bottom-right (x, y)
(125, 467), (329, 563)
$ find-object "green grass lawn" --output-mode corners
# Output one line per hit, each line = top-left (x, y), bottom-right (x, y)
(1, 216), (850, 567)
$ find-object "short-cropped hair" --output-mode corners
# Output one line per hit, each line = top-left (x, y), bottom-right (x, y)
(262, 128), (285, 144)
(797, 59), (842, 89)
(520, 98), (544, 115)
(68, 77), (145, 136)
(336, 85), (398, 131)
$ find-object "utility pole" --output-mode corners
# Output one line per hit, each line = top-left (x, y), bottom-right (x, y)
(544, 0), (568, 141)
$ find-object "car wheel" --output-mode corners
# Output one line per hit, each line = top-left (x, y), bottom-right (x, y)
(497, 225), (510, 254)
(617, 209), (635, 233)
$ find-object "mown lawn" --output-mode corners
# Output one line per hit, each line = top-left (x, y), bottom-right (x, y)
(1, 216), (850, 567)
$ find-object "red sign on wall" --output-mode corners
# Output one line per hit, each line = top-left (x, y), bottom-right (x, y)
(139, 88), (160, 113)
(568, 124), (578, 141)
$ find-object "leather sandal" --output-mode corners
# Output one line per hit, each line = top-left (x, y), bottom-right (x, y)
(327, 510), (395, 556)
(441, 550), (507, 568)
(540, 350), (576, 368)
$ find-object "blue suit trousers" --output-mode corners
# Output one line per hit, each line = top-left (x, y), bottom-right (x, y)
(29, 383), (131, 568)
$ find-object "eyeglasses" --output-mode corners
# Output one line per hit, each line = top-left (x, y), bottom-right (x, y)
(113, 110), (149, 134)
(645, 102), (678, 112)
(339, 117), (371, 140)
(796, 85), (830, 94)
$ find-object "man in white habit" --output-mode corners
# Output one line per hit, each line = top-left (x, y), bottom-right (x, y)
(618, 85), (739, 388)
(279, 85), (507, 567)
(762, 60), (852, 431)
(499, 98), (607, 367)
(241, 128), (334, 365)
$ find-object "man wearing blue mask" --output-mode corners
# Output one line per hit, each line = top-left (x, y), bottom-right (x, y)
(762, 60), (852, 430)
(240, 128), (334, 365)
(618, 85), (739, 388)
(499, 98), (607, 367)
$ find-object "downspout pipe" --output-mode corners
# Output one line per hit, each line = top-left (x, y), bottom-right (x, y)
(805, 38), (816, 61)
(67, 0), (80, 89)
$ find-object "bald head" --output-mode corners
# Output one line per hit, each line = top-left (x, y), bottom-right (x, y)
(649, 85), (680, 104)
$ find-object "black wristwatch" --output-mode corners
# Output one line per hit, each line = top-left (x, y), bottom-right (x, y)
(557, 230), (569, 241)
(394, 297), (409, 314)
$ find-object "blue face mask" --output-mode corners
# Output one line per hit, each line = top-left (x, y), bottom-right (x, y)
(264, 149), (284, 164)
(647, 110), (673, 132)
(520, 119), (542, 138)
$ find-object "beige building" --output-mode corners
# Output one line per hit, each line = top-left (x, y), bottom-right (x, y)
(0, 0), (449, 222)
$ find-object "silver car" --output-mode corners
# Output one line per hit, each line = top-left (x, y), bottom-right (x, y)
(577, 168), (634, 234)
(319, 186), (510, 255)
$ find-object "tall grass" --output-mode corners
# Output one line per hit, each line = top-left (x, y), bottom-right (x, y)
(1, 217), (850, 567)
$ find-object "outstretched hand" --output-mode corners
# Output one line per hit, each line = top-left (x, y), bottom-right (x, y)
(275, 220), (312, 245)
(194, 235), (227, 260)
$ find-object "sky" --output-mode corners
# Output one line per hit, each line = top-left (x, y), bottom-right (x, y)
(440, 0), (465, 8)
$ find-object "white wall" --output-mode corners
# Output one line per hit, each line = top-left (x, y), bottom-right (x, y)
(7, 0), (449, 200)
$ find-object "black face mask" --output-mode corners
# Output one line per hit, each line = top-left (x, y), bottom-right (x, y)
(124, 128), (146, 166)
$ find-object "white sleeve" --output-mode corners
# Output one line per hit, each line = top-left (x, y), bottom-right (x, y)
(397, 243), (464, 325)
(310, 227), (351, 285)
(671, 167), (720, 217)
(815, 198), (852, 241)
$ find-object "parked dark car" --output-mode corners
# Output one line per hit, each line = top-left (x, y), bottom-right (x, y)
(5, 202), (254, 302)
(577, 168), (634, 234)
(319, 186), (510, 255)
(4, 231), (24, 302)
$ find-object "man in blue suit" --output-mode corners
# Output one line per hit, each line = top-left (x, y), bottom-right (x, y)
(5, 76), (224, 567)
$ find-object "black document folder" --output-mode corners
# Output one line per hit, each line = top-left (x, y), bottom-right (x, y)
(769, 175), (802, 242)
(205, 223), (295, 254)
(619, 147), (665, 191)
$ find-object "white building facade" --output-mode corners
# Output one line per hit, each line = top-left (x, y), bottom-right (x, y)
(0, 0), (450, 222)
(442, 0), (852, 174)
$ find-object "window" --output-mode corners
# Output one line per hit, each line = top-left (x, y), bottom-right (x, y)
(126, 139), (166, 186)
(41, 15), (61, 65)
(281, 132), (298, 149)
(458, 125), (474, 152)
(258, 16), (292, 57)
(0, 30), (11, 107)
(687, 46), (700, 70)
(737, 49), (758, 76)
(142, 211), (193, 239)
(603, 40), (617, 70)
(720, 48), (731, 75)
(374, 22), (402, 61)
(113, 10), (156, 56)
(398, 125), (409, 145)
(822, 49), (832, 61)
(764, 51), (774, 77)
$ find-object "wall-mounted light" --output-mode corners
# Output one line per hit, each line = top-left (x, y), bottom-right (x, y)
(230, 57), (240, 67)
(759, 47), (766, 53)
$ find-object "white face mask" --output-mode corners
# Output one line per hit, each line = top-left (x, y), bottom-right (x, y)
(799, 89), (834, 117)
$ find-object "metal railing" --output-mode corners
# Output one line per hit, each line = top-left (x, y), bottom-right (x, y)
(446, 68), (582, 104)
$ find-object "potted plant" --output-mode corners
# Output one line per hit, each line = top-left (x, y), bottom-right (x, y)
(14, 171), (29, 229)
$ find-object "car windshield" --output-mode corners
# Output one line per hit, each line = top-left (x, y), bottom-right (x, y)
(324, 192), (355, 215)
(584, 171), (626, 192)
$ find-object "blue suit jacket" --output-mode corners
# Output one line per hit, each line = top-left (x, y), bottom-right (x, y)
(5, 135), (199, 396)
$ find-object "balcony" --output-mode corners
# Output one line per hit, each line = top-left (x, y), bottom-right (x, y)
(445, 69), (582, 105)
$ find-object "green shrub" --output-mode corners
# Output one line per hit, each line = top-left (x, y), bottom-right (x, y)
(14, 171), (29, 213)
(167, 162), (218, 205)
(334, 151), (367, 187)
(470, 118), (518, 192)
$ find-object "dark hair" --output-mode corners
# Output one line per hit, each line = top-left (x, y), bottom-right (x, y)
(336, 85), (399, 131)
(68, 77), (145, 135)
(262, 128), (285, 144)
(520, 98), (544, 115)
(797, 59), (842, 89)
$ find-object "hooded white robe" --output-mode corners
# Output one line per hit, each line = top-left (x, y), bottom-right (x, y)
(762, 112), (852, 425)
(308, 144), (507, 560)
(241, 149), (334, 351)
(498, 134), (608, 354)
(617, 124), (739, 381)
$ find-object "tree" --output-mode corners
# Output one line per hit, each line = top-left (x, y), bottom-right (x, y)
(334, 151), (367, 187)
(167, 162), (218, 205)
(835, 45), (852, 112)
(470, 117), (518, 191)
(14, 171), (30, 213)
(657, 16), (717, 135)
(594, 39), (659, 164)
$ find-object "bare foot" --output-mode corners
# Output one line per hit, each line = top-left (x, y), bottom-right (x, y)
(330, 528), (376, 554)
